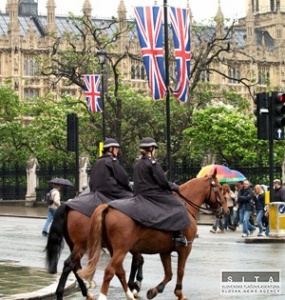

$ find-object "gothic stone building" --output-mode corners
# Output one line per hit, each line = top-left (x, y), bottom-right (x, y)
(1, 0), (285, 103)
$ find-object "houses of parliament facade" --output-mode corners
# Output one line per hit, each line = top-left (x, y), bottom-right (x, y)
(1, 0), (285, 102)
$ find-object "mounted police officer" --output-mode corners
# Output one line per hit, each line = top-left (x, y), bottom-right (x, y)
(109, 137), (190, 246)
(66, 138), (133, 217)
(89, 138), (133, 198)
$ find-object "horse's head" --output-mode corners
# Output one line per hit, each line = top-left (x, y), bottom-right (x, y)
(204, 168), (229, 214)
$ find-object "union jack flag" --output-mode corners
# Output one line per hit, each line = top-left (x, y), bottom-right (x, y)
(83, 74), (102, 112)
(134, 6), (166, 100)
(169, 7), (191, 102)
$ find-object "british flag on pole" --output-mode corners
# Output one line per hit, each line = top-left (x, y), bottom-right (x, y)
(134, 6), (166, 100)
(169, 7), (191, 102)
(83, 74), (102, 112)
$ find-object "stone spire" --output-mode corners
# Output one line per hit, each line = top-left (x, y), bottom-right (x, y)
(245, 0), (255, 48)
(83, 0), (92, 19)
(215, 0), (224, 38)
(117, 0), (127, 19)
(7, 0), (19, 35)
(46, 0), (57, 35)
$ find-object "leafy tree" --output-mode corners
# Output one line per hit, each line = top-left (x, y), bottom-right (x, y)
(183, 104), (285, 166)
(0, 85), (29, 163)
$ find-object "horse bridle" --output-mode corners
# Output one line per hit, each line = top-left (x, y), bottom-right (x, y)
(178, 176), (226, 214)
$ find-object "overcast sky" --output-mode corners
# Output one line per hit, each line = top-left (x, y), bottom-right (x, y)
(0, 0), (246, 22)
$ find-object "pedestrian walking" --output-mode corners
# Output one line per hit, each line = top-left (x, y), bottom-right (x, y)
(253, 184), (265, 236)
(222, 184), (235, 230)
(42, 184), (61, 236)
(228, 181), (243, 231)
(238, 180), (256, 237)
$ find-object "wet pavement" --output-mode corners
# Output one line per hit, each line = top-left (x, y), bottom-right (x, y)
(0, 211), (285, 300)
(0, 263), (56, 297)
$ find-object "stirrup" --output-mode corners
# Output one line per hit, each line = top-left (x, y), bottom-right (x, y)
(173, 236), (190, 247)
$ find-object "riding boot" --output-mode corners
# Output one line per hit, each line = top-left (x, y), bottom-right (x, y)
(173, 231), (188, 247)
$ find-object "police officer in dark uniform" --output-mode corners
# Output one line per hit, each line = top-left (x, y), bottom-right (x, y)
(66, 138), (133, 217)
(89, 138), (133, 198)
(109, 137), (190, 246)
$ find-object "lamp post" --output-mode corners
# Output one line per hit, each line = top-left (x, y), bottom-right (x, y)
(97, 49), (107, 141)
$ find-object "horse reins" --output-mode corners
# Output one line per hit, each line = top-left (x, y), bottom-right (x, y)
(177, 177), (225, 215)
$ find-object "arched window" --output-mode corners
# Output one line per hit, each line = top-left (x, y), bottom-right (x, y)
(270, 0), (275, 11)
(29, 60), (33, 76)
(135, 65), (140, 79)
(140, 65), (145, 80)
(228, 68), (232, 83)
(24, 60), (28, 76)
(131, 65), (135, 79)
(34, 61), (39, 74)
(237, 70), (240, 80)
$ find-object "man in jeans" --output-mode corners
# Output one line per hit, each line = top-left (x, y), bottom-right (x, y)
(238, 180), (256, 237)
(42, 184), (61, 236)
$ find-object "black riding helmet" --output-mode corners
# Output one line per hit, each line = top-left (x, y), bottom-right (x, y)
(103, 138), (120, 156)
(103, 138), (120, 149)
(139, 137), (158, 149)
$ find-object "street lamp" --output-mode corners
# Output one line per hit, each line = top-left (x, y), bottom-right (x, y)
(96, 49), (107, 140)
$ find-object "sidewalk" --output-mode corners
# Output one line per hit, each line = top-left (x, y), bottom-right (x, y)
(0, 204), (284, 300)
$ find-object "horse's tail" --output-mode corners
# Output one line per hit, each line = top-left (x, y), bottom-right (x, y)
(78, 204), (108, 282)
(45, 203), (67, 274)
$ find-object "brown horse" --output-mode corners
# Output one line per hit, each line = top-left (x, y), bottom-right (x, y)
(45, 204), (144, 300)
(78, 171), (228, 300)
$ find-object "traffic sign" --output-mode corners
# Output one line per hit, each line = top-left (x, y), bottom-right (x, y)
(274, 128), (284, 140)
(278, 204), (285, 214)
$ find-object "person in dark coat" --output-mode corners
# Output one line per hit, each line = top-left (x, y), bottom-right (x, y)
(108, 137), (190, 247)
(272, 179), (285, 202)
(238, 180), (256, 237)
(66, 138), (133, 217)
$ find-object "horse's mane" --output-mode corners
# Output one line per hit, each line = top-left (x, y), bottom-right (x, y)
(180, 175), (211, 190)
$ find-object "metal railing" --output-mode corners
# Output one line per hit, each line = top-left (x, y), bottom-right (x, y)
(0, 162), (282, 201)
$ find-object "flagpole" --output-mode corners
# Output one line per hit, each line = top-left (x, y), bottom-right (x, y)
(164, 0), (171, 180)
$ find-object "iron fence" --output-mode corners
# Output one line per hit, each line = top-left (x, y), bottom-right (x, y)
(0, 162), (282, 201)
(0, 163), (26, 200)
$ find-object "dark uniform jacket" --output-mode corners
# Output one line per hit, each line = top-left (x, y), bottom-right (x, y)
(89, 154), (133, 198)
(108, 155), (190, 231)
(66, 154), (133, 217)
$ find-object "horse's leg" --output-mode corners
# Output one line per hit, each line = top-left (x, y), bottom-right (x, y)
(71, 249), (95, 300)
(134, 254), (144, 293)
(128, 253), (144, 298)
(55, 255), (73, 300)
(99, 252), (134, 300)
(174, 247), (192, 300)
(73, 268), (95, 300)
(146, 253), (172, 299)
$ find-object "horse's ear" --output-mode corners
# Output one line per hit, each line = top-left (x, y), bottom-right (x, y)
(212, 167), (217, 177)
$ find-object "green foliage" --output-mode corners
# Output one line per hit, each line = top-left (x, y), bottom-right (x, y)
(182, 105), (283, 165)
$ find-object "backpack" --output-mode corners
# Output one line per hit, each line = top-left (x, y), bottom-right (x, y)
(45, 190), (54, 205)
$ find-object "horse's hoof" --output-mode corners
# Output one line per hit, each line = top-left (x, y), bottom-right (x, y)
(146, 288), (158, 299)
(132, 289), (139, 298)
(175, 291), (187, 300)
(86, 291), (96, 300)
(134, 280), (141, 292)
(84, 280), (96, 289)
